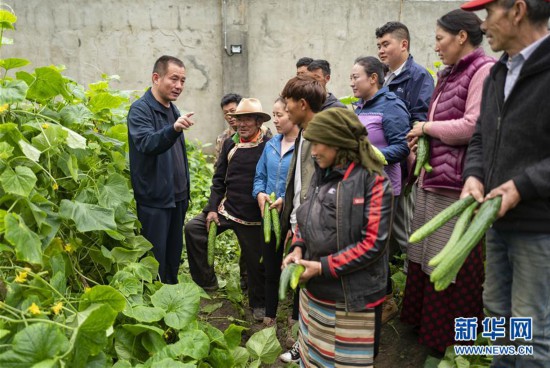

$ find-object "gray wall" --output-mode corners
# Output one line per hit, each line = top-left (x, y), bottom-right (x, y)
(6, 0), (480, 148)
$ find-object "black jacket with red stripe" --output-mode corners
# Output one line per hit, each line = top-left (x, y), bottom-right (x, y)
(293, 161), (393, 311)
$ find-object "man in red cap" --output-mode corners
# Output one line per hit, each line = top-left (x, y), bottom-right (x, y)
(461, 0), (550, 366)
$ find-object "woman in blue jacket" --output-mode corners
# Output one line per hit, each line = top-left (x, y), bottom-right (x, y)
(253, 97), (299, 326)
(351, 56), (410, 323)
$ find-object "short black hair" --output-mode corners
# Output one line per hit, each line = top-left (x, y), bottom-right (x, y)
(220, 93), (242, 108)
(437, 9), (484, 47)
(280, 75), (326, 113)
(307, 59), (331, 76)
(153, 55), (185, 76)
(499, 0), (550, 25)
(296, 57), (314, 69)
(354, 56), (386, 88)
(375, 22), (411, 51)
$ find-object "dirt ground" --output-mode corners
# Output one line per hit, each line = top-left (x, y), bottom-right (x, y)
(201, 296), (436, 368)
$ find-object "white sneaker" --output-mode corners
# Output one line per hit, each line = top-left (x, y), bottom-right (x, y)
(279, 341), (300, 363)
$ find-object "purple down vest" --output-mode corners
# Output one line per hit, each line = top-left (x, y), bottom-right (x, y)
(422, 48), (494, 191)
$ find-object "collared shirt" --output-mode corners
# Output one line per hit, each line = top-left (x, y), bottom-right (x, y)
(504, 33), (550, 100)
(384, 59), (408, 86)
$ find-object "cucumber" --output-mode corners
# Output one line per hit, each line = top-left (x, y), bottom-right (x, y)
(430, 196), (502, 291)
(429, 201), (479, 267)
(409, 195), (476, 244)
(414, 135), (430, 177)
(279, 263), (298, 301)
(289, 264), (305, 290)
(270, 192), (281, 251)
(423, 161), (433, 173)
(371, 145), (388, 165)
(207, 222), (217, 266)
(263, 200), (271, 244)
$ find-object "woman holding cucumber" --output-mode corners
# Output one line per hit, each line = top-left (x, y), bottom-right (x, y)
(282, 108), (393, 368)
(401, 9), (495, 353)
(253, 97), (299, 327)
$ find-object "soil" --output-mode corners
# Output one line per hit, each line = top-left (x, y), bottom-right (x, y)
(200, 295), (435, 368)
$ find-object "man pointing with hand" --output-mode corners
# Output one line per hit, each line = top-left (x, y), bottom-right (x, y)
(128, 55), (193, 284)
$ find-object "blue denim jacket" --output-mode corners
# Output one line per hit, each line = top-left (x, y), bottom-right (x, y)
(252, 134), (295, 200)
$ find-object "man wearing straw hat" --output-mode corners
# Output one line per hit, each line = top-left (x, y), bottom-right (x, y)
(185, 98), (271, 321)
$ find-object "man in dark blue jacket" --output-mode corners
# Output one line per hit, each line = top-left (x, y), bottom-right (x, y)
(375, 21), (435, 324)
(127, 55), (193, 284)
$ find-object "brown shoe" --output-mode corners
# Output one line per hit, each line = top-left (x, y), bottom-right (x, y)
(381, 297), (398, 324)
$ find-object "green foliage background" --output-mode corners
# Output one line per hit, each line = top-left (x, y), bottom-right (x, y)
(0, 7), (280, 368)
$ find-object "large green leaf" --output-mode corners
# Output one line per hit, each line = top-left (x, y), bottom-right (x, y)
(88, 92), (125, 113)
(31, 124), (68, 150)
(26, 66), (67, 101)
(0, 166), (37, 197)
(207, 347), (234, 368)
(151, 283), (200, 330)
(72, 304), (118, 368)
(98, 173), (133, 209)
(113, 327), (149, 363)
(60, 104), (93, 126)
(231, 346), (250, 368)
(224, 324), (247, 349)
(62, 126), (87, 149)
(0, 9), (16, 30)
(59, 200), (116, 232)
(245, 326), (282, 364)
(57, 151), (79, 182)
(0, 141), (14, 160)
(0, 79), (28, 105)
(0, 57), (30, 71)
(79, 285), (126, 312)
(4, 213), (42, 265)
(12, 323), (68, 364)
(127, 306), (165, 323)
(18, 139), (41, 162)
(173, 330), (210, 360)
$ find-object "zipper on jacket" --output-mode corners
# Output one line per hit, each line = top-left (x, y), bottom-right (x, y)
(486, 80), (504, 186)
(336, 180), (350, 314)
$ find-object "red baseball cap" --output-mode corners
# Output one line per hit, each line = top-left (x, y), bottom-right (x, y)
(461, 0), (495, 11)
(462, 0), (550, 11)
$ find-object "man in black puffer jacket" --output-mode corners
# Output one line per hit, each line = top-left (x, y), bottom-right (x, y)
(461, 1), (550, 366)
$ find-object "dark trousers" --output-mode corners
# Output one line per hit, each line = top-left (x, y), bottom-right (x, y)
(263, 236), (284, 318)
(137, 200), (188, 284)
(184, 212), (265, 308)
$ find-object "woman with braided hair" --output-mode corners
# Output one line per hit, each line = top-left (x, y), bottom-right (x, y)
(281, 108), (393, 368)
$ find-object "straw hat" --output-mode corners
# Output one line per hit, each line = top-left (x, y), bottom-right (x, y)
(227, 98), (271, 123)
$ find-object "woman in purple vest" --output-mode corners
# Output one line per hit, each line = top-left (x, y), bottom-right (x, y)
(401, 9), (495, 353)
(351, 56), (411, 324)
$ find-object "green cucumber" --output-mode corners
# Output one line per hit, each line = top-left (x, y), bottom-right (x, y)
(207, 222), (217, 266)
(409, 195), (476, 244)
(270, 192), (281, 251)
(414, 135), (430, 176)
(279, 263), (298, 301)
(263, 200), (271, 244)
(429, 201), (479, 267)
(430, 196), (502, 291)
(289, 264), (305, 290)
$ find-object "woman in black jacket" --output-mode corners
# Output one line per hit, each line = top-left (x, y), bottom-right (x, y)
(282, 108), (393, 368)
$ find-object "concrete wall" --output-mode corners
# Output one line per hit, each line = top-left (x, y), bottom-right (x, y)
(5, 0), (482, 149)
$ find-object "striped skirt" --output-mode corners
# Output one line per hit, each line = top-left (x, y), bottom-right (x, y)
(298, 289), (376, 368)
